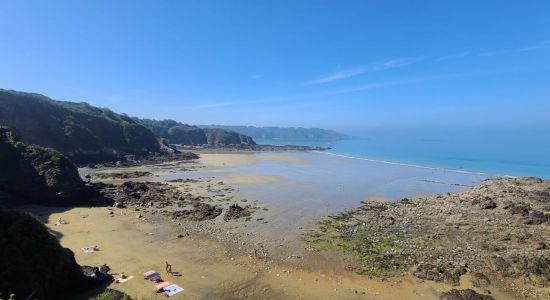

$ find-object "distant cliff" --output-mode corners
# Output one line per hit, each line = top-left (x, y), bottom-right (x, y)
(199, 125), (349, 142)
(0, 127), (94, 206)
(135, 118), (256, 146)
(0, 89), (160, 163)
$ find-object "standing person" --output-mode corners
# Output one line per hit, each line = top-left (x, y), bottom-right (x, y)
(165, 261), (172, 274)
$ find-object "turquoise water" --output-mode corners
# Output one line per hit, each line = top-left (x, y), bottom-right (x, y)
(255, 128), (550, 179)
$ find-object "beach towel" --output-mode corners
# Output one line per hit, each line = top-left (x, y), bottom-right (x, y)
(164, 284), (184, 297)
(149, 275), (163, 282)
(116, 275), (134, 283)
(155, 281), (171, 290)
(81, 246), (96, 253)
(143, 270), (158, 279)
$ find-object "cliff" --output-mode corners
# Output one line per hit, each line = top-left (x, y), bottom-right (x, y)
(0, 209), (94, 300)
(0, 89), (160, 163)
(0, 127), (93, 206)
(135, 118), (256, 146)
(199, 125), (349, 142)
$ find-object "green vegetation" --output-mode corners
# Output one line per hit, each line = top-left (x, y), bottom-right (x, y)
(199, 125), (350, 142)
(96, 289), (133, 300)
(0, 127), (89, 205)
(135, 118), (255, 146)
(0, 209), (92, 299)
(304, 215), (404, 276)
(0, 89), (160, 163)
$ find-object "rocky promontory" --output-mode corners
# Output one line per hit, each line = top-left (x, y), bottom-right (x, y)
(306, 177), (549, 299)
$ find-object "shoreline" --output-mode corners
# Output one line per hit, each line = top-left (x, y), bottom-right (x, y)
(18, 151), (548, 299)
(317, 151), (498, 177)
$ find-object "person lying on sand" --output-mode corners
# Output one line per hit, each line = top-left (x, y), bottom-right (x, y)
(100, 264), (111, 274)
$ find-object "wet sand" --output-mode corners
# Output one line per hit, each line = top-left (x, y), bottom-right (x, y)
(46, 151), (517, 299)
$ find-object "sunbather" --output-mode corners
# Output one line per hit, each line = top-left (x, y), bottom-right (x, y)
(100, 264), (111, 274)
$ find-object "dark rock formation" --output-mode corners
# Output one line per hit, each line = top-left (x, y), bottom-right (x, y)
(223, 203), (253, 221)
(0, 209), (95, 300)
(0, 128), (95, 205)
(173, 202), (223, 221)
(199, 124), (350, 142)
(440, 289), (494, 300)
(134, 118), (256, 146)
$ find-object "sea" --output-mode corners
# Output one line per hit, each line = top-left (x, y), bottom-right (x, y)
(254, 127), (550, 179)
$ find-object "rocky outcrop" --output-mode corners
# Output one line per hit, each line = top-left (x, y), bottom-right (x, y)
(0, 128), (94, 206)
(199, 125), (350, 142)
(223, 203), (253, 221)
(440, 289), (494, 300)
(307, 178), (550, 299)
(0, 209), (95, 300)
(0, 89), (160, 163)
(134, 118), (256, 146)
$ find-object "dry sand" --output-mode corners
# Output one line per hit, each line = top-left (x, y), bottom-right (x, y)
(34, 206), (512, 300)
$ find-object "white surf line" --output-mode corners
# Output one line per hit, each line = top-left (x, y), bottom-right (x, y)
(313, 151), (504, 177)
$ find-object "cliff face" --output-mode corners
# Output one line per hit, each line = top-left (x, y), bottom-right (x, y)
(199, 125), (349, 142)
(0, 209), (94, 300)
(204, 128), (256, 146)
(0, 89), (160, 163)
(135, 118), (256, 146)
(0, 127), (92, 206)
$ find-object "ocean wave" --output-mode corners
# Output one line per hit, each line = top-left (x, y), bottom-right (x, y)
(314, 151), (507, 177)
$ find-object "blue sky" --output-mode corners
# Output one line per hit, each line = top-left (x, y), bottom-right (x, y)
(1, 0), (549, 132)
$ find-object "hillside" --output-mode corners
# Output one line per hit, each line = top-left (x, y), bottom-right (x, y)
(0, 209), (97, 300)
(199, 125), (349, 142)
(135, 118), (256, 146)
(0, 127), (94, 206)
(0, 89), (160, 163)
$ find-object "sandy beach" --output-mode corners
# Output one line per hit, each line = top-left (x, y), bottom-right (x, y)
(31, 204), (510, 300)
(23, 151), (528, 299)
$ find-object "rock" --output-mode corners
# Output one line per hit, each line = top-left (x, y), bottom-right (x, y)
(136, 214), (142, 218)
(440, 289), (495, 300)
(470, 272), (491, 288)
(523, 210), (548, 225)
(223, 203), (253, 221)
(0, 209), (97, 299)
(480, 200), (497, 209)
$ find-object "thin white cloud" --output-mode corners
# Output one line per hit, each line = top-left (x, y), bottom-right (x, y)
(305, 68), (366, 85)
(477, 39), (550, 57)
(189, 72), (462, 110)
(305, 58), (417, 85)
(188, 96), (289, 109)
(518, 40), (550, 52)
